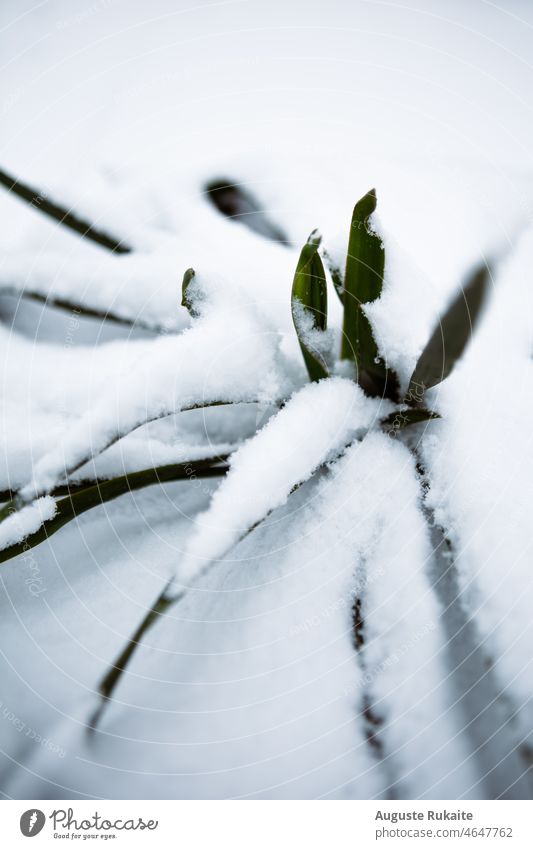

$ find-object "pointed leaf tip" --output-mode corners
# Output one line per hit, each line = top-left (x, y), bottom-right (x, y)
(341, 189), (384, 367)
(339, 188), (398, 399)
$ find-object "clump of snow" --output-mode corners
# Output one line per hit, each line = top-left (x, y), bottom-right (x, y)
(291, 300), (337, 371)
(0, 497), (56, 549)
(173, 378), (391, 586)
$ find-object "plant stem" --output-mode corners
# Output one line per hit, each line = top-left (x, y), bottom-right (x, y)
(0, 457), (229, 565)
(0, 167), (131, 254)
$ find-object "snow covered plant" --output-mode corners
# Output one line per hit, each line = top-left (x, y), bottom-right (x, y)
(0, 180), (489, 728)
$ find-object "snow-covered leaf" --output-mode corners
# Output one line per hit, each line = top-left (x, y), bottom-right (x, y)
(174, 378), (386, 587)
(88, 377), (387, 722)
(0, 458), (229, 564)
(12, 283), (293, 505)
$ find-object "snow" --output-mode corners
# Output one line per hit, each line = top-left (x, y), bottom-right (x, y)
(0, 497), (56, 549)
(1, 0), (533, 802)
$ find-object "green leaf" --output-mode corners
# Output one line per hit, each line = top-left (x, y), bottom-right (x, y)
(340, 189), (383, 364)
(7, 289), (163, 333)
(340, 190), (399, 400)
(381, 407), (440, 432)
(408, 262), (490, 396)
(0, 166), (131, 254)
(291, 230), (329, 381)
(181, 267), (197, 316)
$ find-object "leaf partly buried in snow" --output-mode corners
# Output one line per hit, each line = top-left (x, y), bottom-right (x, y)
(291, 230), (329, 382)
(0, 458), (230, 565)
(181, 267), (197, 316)
(408, 262), (491, 395)
(381, 407), (440, 431)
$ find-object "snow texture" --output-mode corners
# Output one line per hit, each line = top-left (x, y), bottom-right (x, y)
(0, 497), (56, 549)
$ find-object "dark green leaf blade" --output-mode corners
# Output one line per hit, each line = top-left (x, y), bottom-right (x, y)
(381, 407), (440, 432)
(291, 230), (329, 382)
(0, 166), (131, 253)
(340, 190), (399, 400)
(340, 188), (384, 364)
(408, 262), (490, 396)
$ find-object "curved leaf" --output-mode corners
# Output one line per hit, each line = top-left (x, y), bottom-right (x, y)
(291, 230), (329, 381)
(408, 262), (490, 396)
